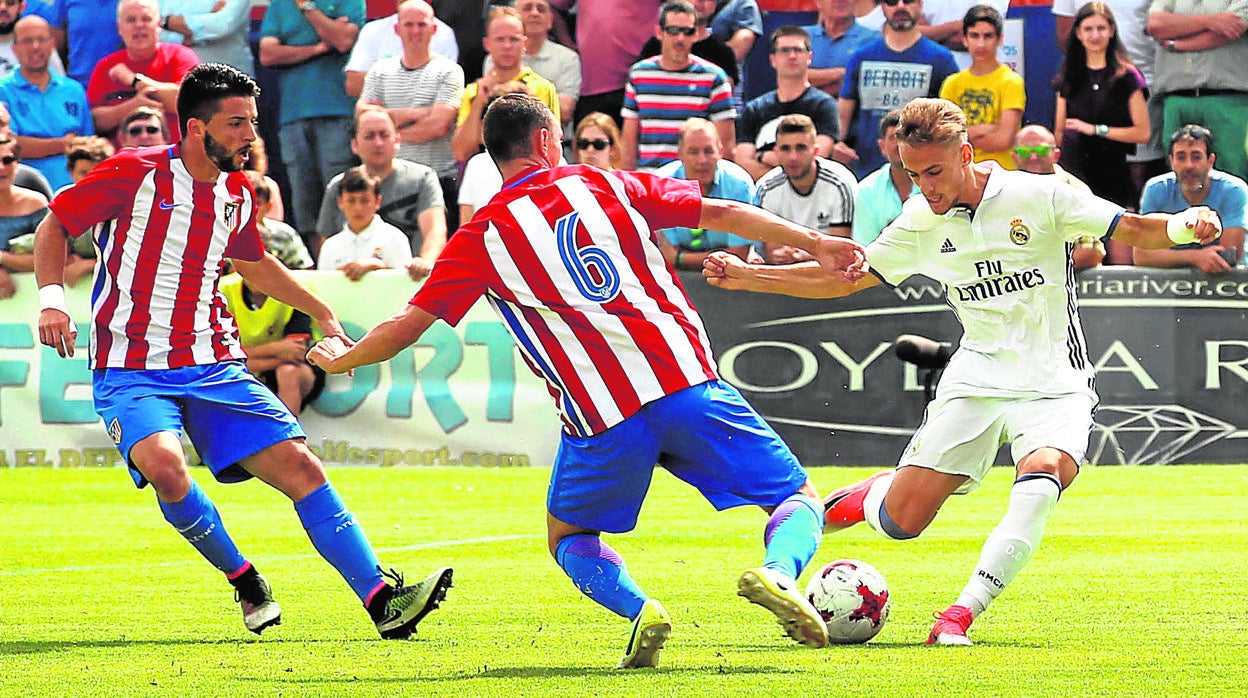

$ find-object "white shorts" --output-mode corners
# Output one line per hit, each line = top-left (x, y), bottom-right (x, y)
(898, 393), (1096, 494)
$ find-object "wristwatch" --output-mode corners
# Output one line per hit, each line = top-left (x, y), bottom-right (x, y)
(299, 0), (316, 12)
(1095, 124), (1109, 137)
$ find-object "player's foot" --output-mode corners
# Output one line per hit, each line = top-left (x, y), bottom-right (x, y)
(231, 565), (282, 635)
(368, 567), (454, 639)
(737, 567), (829, 649)
(927, 604), (974, 646)
(618, 598), (671, 669)
(823, 470), (893, 530)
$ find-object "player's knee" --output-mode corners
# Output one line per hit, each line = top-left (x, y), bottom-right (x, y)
(136, 449), (192, 499)
(1018, 448), (1078, 488)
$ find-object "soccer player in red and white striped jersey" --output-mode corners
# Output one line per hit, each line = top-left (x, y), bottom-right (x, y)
(310, 93), (871, 667)
(34, 63), (452, 640)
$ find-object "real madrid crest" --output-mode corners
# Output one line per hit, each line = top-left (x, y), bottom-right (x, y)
(1009, 217), (1030, 245)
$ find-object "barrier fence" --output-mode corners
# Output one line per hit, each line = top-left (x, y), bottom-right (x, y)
(2, 267), (1246, 468)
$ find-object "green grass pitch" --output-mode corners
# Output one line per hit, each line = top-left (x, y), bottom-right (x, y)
(1, 464), (1245, 697)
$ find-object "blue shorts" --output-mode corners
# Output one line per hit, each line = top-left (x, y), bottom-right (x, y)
(547, 380), (808, 533)
(93, 362), (306, 488)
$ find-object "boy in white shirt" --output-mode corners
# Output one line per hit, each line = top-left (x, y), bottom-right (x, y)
(317, 167), (412, 280)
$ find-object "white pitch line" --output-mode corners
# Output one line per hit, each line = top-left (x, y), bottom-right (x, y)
(0, 534), (539, 576)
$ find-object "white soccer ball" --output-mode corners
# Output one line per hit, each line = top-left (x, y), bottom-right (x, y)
(805, 559), (890, 644)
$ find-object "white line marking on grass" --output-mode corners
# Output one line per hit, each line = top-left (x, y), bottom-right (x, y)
(0, 534), (539, 576)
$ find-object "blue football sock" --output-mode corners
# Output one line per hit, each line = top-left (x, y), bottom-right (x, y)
(555, 534), (647, 620)
(763, 493), (823, 580)
(158, 481), (246, 575)
(294, 482), (384, 602)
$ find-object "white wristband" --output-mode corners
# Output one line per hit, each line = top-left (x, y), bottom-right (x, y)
(38, 284), (71, 316)
(1166, 209), (1200, 245)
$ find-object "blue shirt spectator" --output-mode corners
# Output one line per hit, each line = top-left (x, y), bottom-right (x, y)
(51, 0), (121, 86)
(655, 157), (755, 252)
(0, 68), (92, 190)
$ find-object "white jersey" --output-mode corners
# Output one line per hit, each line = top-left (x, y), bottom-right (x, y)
(755, 157), (857, 233)
(867, 167), (1123, 400)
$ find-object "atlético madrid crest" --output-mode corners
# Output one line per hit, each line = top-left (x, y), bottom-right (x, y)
(223, 201), (240, 232)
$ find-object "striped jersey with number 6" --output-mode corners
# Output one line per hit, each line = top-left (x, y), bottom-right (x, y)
(412, 164), (718, 437)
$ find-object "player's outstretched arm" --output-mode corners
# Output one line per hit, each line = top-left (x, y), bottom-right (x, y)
(697, 198), (870, 279)
(233, 253), (346, 339)
(1111, 206), (1223, 250)
(307, 304), (438, 374)
(703, 251), (881, 298)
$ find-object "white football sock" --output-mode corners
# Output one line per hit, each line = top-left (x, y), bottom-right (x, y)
(861, 470), (901, 538)
(955, 474), (1061, 616)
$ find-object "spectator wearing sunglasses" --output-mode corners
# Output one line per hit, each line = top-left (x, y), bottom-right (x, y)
(571, 111), (622, 171)
(0, 15), (92, 190)
(0, 136), (48, 298)
(637, 0), (739, 87)
(117, 106), (169, 148)
(1012, 124), (1104, 269)
(621, 0), (735, 171)
(837, 0), (958, 178)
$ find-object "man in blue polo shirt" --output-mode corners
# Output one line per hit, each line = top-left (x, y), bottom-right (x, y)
(656, 117), (755, 270)
(0, 15), (92, 189)
(1135, 124), (1247, 272)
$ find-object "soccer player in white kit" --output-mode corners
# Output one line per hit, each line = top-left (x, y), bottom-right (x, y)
(703, 98), (1222, 646)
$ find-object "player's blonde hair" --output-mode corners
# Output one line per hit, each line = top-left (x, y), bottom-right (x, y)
(895, 98), (967, 149)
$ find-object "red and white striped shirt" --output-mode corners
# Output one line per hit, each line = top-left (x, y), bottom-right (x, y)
(50, 145), (264, 370)
(413, 165), (718, 436)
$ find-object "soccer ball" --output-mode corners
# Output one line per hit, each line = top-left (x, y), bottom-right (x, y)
(805, 559), (890, 644)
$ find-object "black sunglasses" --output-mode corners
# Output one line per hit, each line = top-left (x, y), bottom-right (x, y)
(881, 0), (920, 6)
(0, 155), (15, 166)
(127, 125), (162, 137)
(576, 138), (611, 151)
(662, 25), (697, 37)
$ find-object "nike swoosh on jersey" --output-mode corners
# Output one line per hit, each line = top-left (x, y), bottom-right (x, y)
(158, 200), (182, 210)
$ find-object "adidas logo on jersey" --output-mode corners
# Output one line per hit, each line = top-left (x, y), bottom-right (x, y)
(940, 239), (957, 253)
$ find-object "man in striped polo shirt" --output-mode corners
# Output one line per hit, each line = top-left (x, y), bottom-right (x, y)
(620, 0), (735, 171)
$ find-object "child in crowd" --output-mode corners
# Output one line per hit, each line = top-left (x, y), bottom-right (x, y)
(244, 171), (312, 270)
(316, 167), (411, 280)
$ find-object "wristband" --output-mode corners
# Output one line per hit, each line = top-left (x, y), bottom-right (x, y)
(39, 284), (71, 316)
(1166, 209), (1201, 245)
(675, 249), (685, 268)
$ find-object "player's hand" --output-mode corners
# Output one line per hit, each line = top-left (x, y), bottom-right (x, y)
(38, 308), (77, 358)
(0, 267), (14, 299)
(702, 250), (756, 290)
(306, 335), (350, 373)
(812, 236), (870, 281)
(1189, 206), (1223, 246)
(405, 256), (433, 281)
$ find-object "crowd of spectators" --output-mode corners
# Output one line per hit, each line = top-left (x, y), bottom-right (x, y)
(0, 0), (1246, 289)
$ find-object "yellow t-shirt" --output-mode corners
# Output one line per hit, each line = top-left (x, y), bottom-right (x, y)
(939, 64), (1026, 169)
(220, 277), (315, 349)
(457, 67), (561, 127)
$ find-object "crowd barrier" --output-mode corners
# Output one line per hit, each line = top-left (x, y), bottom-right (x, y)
(2, 266), (1246, 468)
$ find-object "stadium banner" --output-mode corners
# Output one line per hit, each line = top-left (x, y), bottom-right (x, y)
(3, 267), (1247, 468)
(681, 267), (1248, 466)
(0, 271), (561, 470)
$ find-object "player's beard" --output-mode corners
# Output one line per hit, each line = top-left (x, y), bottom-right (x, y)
(204, 131), (248, 172)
